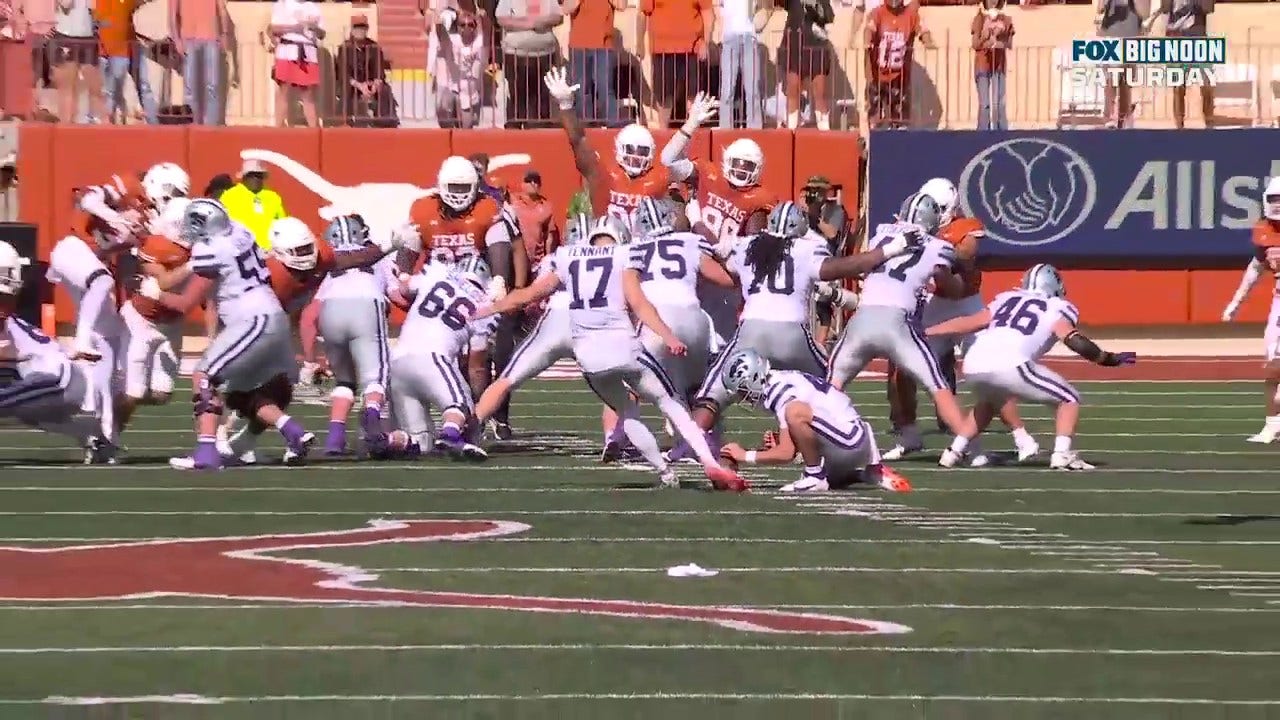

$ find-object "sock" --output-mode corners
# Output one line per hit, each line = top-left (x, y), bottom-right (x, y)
(620, 417), (667, 472)
(441, 419), (462, 435)
(361, 405), (381, 434)
(275, 415), (306, 445)
(1053, 435), (1073, 454)
(328, 420), (346, 437)
(899, 423), (921, 446)
(786, 110), (799, 129)
(948, 435), (970, 454)
(862, 421), (882, 466)
(1266, 414), (1280, 428)
(803, 458), (826, 478)
(658, 396), (717, 467)
(1011, 426), (1034, 447)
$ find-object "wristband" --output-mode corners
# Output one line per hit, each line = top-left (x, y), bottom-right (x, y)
(744, 450), (757, 464)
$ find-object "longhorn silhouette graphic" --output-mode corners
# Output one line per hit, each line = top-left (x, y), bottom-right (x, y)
(238, 149), (532, 243)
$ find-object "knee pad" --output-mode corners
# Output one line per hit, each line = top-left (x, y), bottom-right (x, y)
(331, 385), (356, 402)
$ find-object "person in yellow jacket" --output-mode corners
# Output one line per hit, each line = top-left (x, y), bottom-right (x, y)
(221, 159), (287, 250)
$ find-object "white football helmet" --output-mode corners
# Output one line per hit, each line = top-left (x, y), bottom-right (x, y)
(452, 254), (492, 292)
(721, 349), (771, 405)
(1265, 176), (1280, 221)
(722, 138), (764, 188)
(142, 162), (190, 214)
(437, 155), (481, 212)
(919, 177), (958, 226)
(614, 124), (655, 177)
(590, 215), (632, 246)
(631, 197), (674, 241)
(152, 196), (193, 245)
(1021, 263), (1066, 299)
(0, 241), (30, 296)
(899, 192), (944, 235)
(269, 217), (319, 271)
(181, 198), (232, 245)
(564, 213), (594, 246)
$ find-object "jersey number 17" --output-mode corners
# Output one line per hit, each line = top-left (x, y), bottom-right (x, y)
(567, 258), (613, 310)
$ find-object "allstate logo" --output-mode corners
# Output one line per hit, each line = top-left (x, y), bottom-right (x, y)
(957, 137), (1097, 247)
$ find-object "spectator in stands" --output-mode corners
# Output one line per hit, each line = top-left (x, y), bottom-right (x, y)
(564, 0), (624, 127)
(268, 0), (324, 128)
(640, 0), (710, 128)
(1145, 0), (1213, 129)
(203, 172), (234, 199)
(170, 0), (233, 125)
(865, 0), (932, 129)
(715, 0), (766, 129)
(337, 14), (397, 128)
(1095, 0), (1144, 128)
(972, 0), (1012, 130)
(12, 0), (58, 117)
(494, 0), (561, 129)
(222, 159), (287, 250)
(96, 0), (157, 124)
(772, 0), (834, 130)
(0, 152), (16, 222)
(50, 0), (103, 123)
(429, 8), (486, 129)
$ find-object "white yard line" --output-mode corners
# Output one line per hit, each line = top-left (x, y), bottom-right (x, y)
(1, 536), (1275, 546)
(360, 566), (1192, 574)
(17, 693), (1275, 706)
(9, 465), (1275, 474)
(1, 644), (1274, 656)
(3, 486), (1279, 495)
(0, 603), (1272, 613)
(0, 510), (1259, 517)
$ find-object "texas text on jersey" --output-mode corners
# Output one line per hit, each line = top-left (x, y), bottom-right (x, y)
(407, 194), (506, 267)
(693, 160), (776, 245)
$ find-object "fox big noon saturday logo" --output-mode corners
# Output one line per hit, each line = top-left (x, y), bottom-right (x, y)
(1070, 37), (1225, 89)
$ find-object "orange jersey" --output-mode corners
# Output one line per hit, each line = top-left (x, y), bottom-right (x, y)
(693, 160), (777, 243)
(269, 240), (336, 308)
(594, 163), (670, 227)
(510, 193), (556, 269)
(939, 216), (984, 296)
(867, 5), (920, 84)
(408, 195), (503, 266)
(128, 233), (191, 322)
(1252, 219), (1280, 250)
(71, 173), (149, 248)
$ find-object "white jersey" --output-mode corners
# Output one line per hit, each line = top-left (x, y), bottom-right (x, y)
(4, 316), (72, 385)
(46, 237), (125, 337)
(964, 290), (1080, 373)
(758, 369), (861, 430)
(396, 263), (491, 360)
(550, 244), (634, 336)
(189, 222), (285, 325)
(627, 231), (713, 308)
(727, 234), (829, 323)
(537, 257), (571, 312)
(860, 223), (956, 312)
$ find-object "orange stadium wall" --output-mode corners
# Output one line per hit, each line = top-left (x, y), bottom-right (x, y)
(15, 125), (1257, 328)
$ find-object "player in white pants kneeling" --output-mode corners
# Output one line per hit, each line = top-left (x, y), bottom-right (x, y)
(925, 264), (1136, 470)
(718, 349), (912, 493)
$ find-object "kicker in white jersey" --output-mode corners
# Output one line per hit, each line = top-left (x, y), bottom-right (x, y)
(858, 222), (956, 311)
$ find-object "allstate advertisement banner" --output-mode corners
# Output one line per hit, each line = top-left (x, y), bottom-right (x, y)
(868, 129), (1280, 259)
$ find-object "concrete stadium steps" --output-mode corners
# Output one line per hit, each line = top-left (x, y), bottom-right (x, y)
(377, 0), (428, 71)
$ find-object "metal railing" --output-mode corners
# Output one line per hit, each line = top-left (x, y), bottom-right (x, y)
(5, 34), (1279, 128)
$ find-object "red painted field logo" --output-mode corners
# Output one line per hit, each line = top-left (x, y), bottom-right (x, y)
(0, 520), (910, 635)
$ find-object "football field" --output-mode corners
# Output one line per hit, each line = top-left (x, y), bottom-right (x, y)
(0, 378), (1277, 719)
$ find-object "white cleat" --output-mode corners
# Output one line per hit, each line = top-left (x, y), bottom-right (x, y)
(226, 450), (257, 466)
(83, 437), (119, 465)
(1050, 452), (1095, 470)
(881, 443), (923, 461)
(1017, 442), (1041, 462)
(1246, 429), (1279, 444)
(282, 432), (316, 466)
(969, 453), (992, 468)
(938, 449), (966, 468)
(657, 469), (680, 488)
(779, 476), (830, 493)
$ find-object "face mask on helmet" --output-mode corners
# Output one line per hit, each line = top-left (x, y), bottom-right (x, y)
(271, 219), (319, 271)
(181, 200), (232, 245)
(614, 126), (655, 177)
(0, 242), (29, 297)
(437, 157), (480, 212)
(1265, 178), (1280, 221)
(722, 350), (770, 404)
(723, 141), (764, 188)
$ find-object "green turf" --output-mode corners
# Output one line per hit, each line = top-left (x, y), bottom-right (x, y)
(0, 379), (1277, 719)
